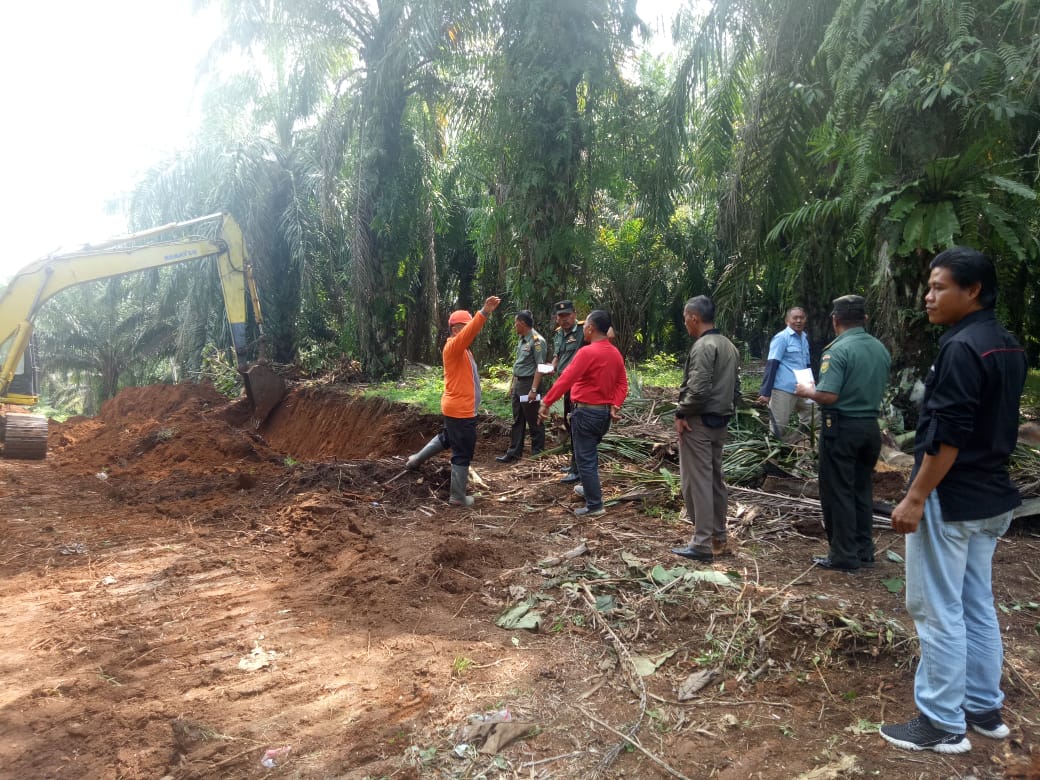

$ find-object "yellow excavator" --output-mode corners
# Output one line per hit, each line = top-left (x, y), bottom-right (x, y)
(0, 213), (285, 459)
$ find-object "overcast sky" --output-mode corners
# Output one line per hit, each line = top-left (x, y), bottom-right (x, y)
(0, 0), (217, 280)
(0, 0), (685, 283)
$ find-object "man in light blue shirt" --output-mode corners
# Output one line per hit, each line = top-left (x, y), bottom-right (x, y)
(757, 307), (815, 440)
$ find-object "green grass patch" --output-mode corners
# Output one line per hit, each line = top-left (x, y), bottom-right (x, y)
(1022, 369), (1040, 414)
(635, 353), (683, 388)
(363, 368), (444, 414)
(363, 363), (513, 418)
(359, 353), (743, 421)
(29, 404), (74, 423)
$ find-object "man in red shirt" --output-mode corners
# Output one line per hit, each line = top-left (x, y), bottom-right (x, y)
(538, 310), (627, 516)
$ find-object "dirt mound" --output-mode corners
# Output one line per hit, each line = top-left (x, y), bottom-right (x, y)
(48, 383), (443, 477)
(46, 382), (464, 527)
(98, 383), (230, 422)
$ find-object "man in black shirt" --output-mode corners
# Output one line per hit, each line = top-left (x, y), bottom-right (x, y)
(880, 247), (1026, 754)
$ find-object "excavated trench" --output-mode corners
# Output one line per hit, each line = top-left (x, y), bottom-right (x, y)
(44, 383), (488, 512)
(50, 383), (445, 468)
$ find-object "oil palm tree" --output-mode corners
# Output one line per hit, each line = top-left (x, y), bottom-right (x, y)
(664, 0), (1039, 369)
(35, 276), (180, 412)
(129, 0), (348, 368)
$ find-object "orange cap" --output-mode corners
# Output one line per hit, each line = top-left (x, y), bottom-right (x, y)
(448, 310), (473, 326)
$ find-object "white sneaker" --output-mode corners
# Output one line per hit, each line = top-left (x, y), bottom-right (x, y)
(574, 506), (605, 517)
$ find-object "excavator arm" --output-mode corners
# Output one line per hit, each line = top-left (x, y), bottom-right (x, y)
(0, 213), (284, 458)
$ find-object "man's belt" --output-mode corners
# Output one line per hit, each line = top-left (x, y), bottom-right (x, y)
(574, 402), (611, 410)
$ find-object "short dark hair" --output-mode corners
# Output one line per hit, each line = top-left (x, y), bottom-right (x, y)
(585, 309), (611, 334)
(930, 247), (998, 309)
(515, 310), (534, 327)
(684, 295), (715, 323)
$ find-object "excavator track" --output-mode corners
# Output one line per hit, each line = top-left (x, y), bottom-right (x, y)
(1, 413), (49, 459)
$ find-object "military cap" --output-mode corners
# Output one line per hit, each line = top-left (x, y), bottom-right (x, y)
(830, 294), (867, 319)
(553, 300), (575, 315)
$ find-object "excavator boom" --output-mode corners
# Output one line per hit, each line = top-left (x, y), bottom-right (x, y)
(0, 213), (285, 459)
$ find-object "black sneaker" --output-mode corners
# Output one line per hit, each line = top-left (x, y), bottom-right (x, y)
(880, 715), (971, 754)
(812, 555), (859, 572)
(965, 709), (1010, 739)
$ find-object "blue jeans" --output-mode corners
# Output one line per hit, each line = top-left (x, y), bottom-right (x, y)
(906, 492), (1012, 732)
(571, 407), (611, 511)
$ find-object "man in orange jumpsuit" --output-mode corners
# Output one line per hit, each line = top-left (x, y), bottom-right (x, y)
(405, 295), (501, 506)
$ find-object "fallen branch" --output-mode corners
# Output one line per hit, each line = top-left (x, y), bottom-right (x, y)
(1008, 658), (1040, 702)
(381, 468), (410, 486)
(539, 541), (588, 567)
(207, 744), (261, 770)
(576, 705), (693, 780)
(519, 750), (586, 769)
(730, 486), (892, 529)
(578, 582), (647, 776)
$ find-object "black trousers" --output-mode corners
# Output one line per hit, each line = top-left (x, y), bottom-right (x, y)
(440, 416), (477, 466)
(506, 375), (545, 456)
(818, 414), (881, 567)
(562, 391), (577, 471)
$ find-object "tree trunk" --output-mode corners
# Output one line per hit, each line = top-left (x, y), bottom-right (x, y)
(405, 203), (439, 364)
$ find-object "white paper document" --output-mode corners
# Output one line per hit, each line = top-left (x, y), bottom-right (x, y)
(793, 368), (816, 404)
(537, 363), (555, 374)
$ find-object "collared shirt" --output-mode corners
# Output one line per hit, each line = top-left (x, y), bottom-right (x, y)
(553, 322), (583, 374)
(542, 338), (628, 408)
(816, 327), (890, 417)
(512, 329), (546, 377)
(759, 326), (810, 395)
(913, 308), (1026, 521)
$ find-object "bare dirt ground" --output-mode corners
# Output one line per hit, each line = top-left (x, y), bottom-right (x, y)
(1, 382), (1038, 780)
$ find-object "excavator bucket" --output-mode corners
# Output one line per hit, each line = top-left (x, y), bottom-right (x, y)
(242, 363), (285, 423)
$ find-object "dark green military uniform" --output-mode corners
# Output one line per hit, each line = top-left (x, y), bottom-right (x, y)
(550, 300), (584, 478)
(553, 322), (582, 374)
(502, 327), (547, 458)
(815, 302), (891, 569)
(512, 328), (546, 378)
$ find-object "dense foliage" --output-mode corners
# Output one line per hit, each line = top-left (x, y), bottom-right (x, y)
(28, 0), (1040, 408)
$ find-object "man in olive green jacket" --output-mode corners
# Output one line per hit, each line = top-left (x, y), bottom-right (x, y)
(671, 295), (742, 562)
